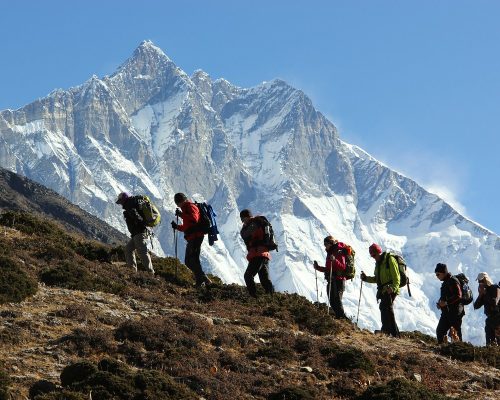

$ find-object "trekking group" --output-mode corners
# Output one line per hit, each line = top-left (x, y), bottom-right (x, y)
(115, 191), (500, 346)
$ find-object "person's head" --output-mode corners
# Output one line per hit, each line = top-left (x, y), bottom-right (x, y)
(434, 263), (448, 281)
(368, 243), (382, 260)
(240, 209), (252, 224)
(323, 235), (337, 250)
(476, 272), (493, 286)
(174, 193), (188, 207)
(115, 192), (130, 205)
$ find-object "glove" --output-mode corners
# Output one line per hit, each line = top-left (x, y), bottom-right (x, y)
(175, 208), (182, 217)
(360, 272), (367, 282)
(171, 221), (179, 230)
(313, 261), (319, 270)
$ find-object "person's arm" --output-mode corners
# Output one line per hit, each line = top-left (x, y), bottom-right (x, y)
(447, 279), (462, 305)
(313, 260), (326, 273)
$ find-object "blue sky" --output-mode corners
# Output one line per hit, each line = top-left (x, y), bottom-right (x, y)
(1, 1), (499, 233)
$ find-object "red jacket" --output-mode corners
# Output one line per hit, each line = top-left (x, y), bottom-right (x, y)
(176, 201), (205, 241)
(314, 242), (347, 281)
(240, 217), (271, 261)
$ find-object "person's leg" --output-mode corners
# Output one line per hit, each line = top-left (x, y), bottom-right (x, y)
(257, 258), (274, 294)
(436, 313), (451, 344)
(331, 279), (346, 318)
(485, 316), (496, 345)
(134, 232), (154, 273)
(124, 237), (138, 271)
(380, 293), (399, 337)
(185, 237), (207, 285)
(244, 257), (262, 297)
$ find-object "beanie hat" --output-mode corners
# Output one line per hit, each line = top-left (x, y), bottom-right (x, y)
(435, 263), (448, 274)
(240, 209), (253, 219)
(174, 193), (187, 205)
(369, 243), (382, 255)
(115, 192), (130, 204)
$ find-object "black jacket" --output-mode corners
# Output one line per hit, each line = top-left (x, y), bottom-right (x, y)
(439, 274), (464, 316)
(474, 284), (500, 317)
(122, 196), (147, 237)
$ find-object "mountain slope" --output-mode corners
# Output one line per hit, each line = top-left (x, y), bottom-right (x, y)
(0, 41), (498, 344)
(0, 212), (498, 399)
(0, 167), (126, 244)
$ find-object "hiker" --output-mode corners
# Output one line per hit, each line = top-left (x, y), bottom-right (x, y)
(360, 243), (400, 337)
(473, 272), (500, 345)
(115, 192), (155, 274)
(434, 263), (464, 343)
(239, 209), (275, 298)
(313, 235), (348, 318)
(171, 193), (211, 287)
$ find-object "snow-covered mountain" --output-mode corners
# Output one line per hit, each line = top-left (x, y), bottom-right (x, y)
(1, 41), (498, 344)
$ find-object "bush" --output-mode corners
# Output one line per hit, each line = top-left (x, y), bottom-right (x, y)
(29, 379), (57, 398)
(321, 345), (375, 373)
(0, 370), (9, 400)
(439, 342), (500, 368)
(252, 339), (295, 361)
(357, 377), (450, 400)
(153, 257), (194, 287)
(60, 361), (98, 387)
(35, 391), (86, 400)
(40, 261), (95, 291)
(0, 211), (56, 236)
(262, 293), (338, 335)
(0, 256), (37, 304)
(400, 330), (437, 345)
(60, 327), (116, 356)
(268, 386), (316, 400)
(56, 359), (197, 400)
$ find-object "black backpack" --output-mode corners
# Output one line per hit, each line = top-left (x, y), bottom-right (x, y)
(455, 273), (473, 305)
(253, 216), (278, 252)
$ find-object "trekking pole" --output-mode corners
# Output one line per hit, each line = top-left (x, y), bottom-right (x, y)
(327, 266), (333, 316)
(314, 263), (319, 307)
(356, 280), (363, 326)
(174, 215), (179, 278)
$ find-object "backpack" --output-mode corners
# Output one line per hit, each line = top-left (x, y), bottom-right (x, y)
(194, 202), (219, 246)
(136, 195), (161, 227)
(338, 244), (355, 280)
(385, 253), (409, 288)
(253, 216), (278, 252)
(454, 273), (473, 305)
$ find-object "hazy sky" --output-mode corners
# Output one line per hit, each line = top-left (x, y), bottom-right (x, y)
(1, 1), (499, 233)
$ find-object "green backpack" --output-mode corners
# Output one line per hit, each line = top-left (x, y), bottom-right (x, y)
(386, 253), (409, 288)
(137, 195), (161, 227)
(337, 244), (355, 280)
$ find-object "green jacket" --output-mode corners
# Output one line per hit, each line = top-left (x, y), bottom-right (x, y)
(365, 252), (400, 295)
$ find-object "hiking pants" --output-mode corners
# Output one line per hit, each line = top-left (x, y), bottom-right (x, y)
(436, 310), (463, 343)
(326, 279), (346, 318)
(244, 257), (274, 298)
(185, 236), (208, 285)
(125, 232), (154, 273)
(379, 292), (399, 337)
(485, 314), (500, 345)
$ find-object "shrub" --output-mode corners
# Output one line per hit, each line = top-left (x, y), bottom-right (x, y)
(56, 304), (93, 322)
(252, 339), (295, 362)
(153, 257), (194, 287)
(0, 211), (56, 236)
(29, 380), (57, 398)
(40, 261), (94, 291)
(321, 345), (375, 373)
(60, 361), (98, 387)
(74, 241), (113, 262)
(0, 370), (9, 400)
(0, 256), (37, 303)
(400, 330), (437, 345)
(34, 391), (86, 400)
(60, 327), (116, 356)
(262, 293), (338, 335)
(268, 386), (316, 400)
(357, 377), (450, 400)
(439, 342), (500, 368)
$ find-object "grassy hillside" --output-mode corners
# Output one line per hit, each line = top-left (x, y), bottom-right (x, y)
(0, 211), (498, 399)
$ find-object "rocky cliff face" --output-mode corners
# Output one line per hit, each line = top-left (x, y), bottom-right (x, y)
(0, 40), (498, 344)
